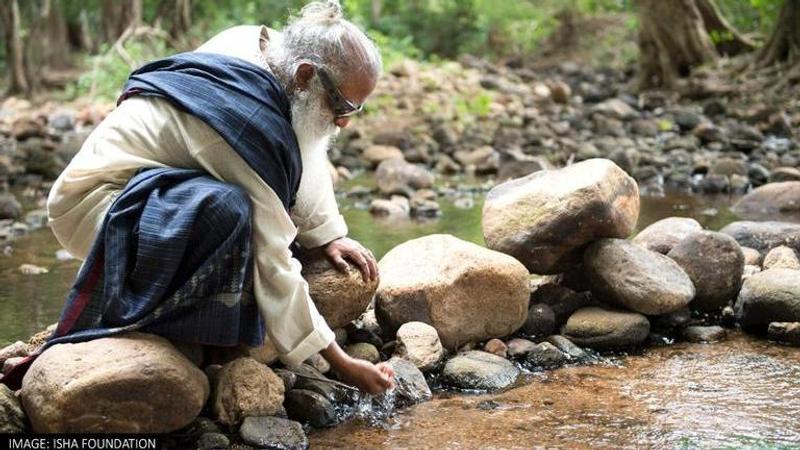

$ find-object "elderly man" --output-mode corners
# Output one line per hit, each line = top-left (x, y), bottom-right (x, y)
(5, 1), (393, 394)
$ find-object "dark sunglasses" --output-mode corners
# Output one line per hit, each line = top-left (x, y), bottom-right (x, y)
(316, 67), (364, 118)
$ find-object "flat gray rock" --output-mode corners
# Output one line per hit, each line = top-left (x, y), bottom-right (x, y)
(735, 268), (800, 329)
(682, 326), (727, 343)
(442, 351), (519, 391)
(239, 416), (309, 450)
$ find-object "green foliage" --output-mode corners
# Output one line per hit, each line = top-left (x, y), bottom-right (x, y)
(67, 39), (169, 101)
(455, 90), (492, 120)
(717, 0), (783, 36)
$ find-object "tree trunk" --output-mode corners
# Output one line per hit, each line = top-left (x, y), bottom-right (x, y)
(101, 0), (143, 43)
(757, 0), (800, 67)
(370, 0), (382, 25)
(170, 0), (192, 40)
(635, 0), (719, 89)
(695, 0), (755, 56)
(0, 0), (29, 95)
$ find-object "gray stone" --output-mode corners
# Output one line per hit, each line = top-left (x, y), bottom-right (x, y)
(584, 239), (695, 315)
(632, 217), (702, 254)
(720, 221), (800, 254)
(530, 283), (591, 324)
(667, 231), (744, 312)
(387, 357), (432, 407)
(442, 351), (520, 391)
(239, 416), (309, 450)
(682, 326), (727, 343)
(197, 432), (229, 450)
(273, 369), (297, 392)
(289, 364), (346, 403)
(524, 342), (569, 369)
(284, 389), (337, 428)
(520, 304), (556, 337)
(546, 335), (590, 362)
(768, 322), (800, 345)
(375, 157), (435, 195)
(0, 193), (21, 221)
(735, 269), (800, 329)
(0, 384), (25, 433)
(562, 307), (650, 350)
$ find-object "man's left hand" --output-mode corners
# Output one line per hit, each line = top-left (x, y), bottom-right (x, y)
(323, 237), (378, 283)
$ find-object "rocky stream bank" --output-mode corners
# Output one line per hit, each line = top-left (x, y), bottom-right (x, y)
(0, 57), (798, 448)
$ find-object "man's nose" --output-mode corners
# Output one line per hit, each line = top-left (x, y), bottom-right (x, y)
(334, 117), (350, 128)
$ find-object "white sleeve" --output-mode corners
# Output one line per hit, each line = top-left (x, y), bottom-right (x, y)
(192, 140), (335, 366)
(290, 147), (348, 249)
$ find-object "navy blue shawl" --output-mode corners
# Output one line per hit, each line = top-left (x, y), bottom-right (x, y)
(119, 52), (302, 209)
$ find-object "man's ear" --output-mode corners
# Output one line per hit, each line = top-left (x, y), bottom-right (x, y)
(294, 63), (316, 92)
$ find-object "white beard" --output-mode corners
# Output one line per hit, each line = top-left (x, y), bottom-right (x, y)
(290, 87), (339, 157)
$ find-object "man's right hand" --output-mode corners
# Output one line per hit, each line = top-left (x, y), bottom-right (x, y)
(320, 342), (394, 395)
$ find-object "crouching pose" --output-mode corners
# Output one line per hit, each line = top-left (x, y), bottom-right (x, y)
(2, 1), (393, 394)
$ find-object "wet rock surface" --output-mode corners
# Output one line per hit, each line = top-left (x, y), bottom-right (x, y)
(239, 416), (309, 450)
(442, 351), (520, 391)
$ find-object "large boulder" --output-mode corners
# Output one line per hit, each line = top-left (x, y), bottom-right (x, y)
(375, 234), (529, 350)
(561, 307), (650, 350)
(667, 231), (744, 311)
(732, 181), (800, 221)
(20, 333), (208, 433)
(394, 321), (444, 372)
(584, 239), (695, 315)
(299, 249), (378, 329)
(720, 221), (800, 255)
(375, 157), (435, 195)
(482, 158), (639, 274)
(361, 145), (404, 169)
(211, 357), (285, 427)
(442, 351), (519, 391)
(735, 269), (800, 329)
(632, 217), (702, 254)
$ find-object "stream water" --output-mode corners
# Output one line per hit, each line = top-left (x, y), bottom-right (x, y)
(0, 189), (797, 448)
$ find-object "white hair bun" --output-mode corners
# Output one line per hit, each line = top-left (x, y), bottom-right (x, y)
(298, 0), (343, 23)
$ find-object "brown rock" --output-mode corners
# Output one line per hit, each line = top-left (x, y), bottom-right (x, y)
(483, 158), (640, 274)
(375, 157), (435, 195)
(667, 231), (745, 312)
(20, 332), (208, 433)
(483, 339), (508, 358)
(376, 234), (529, 350)
(362, 145), (404, 169)
(212, 357), (285, 427)
(299, 248), (378, 330)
